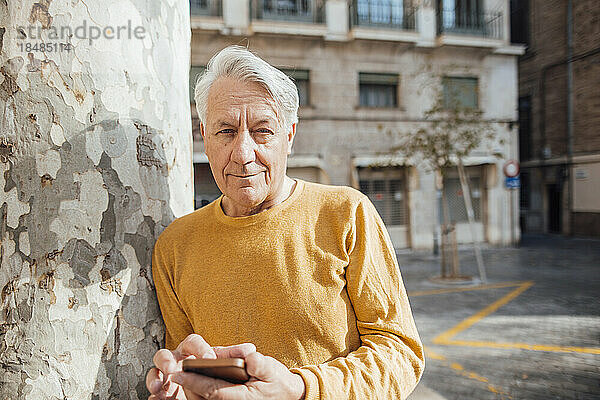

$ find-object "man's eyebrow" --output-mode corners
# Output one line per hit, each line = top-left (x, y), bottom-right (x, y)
(214, 120), (236, 128)
(252, 119), (276, 126)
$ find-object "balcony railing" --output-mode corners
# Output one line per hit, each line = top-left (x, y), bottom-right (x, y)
(251, 0), (325, 23)
(437, 8), (503, 39)
(351, 0), (417, 30)
(190, 0), (222, 17)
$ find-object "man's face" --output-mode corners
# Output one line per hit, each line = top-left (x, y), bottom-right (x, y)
(201, 76), (296, 210)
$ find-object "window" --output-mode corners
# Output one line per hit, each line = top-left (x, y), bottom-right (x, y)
(519, 170), (529, 210)
(518, 96), (532, 161)
(263, 0), (309, 16)
(443, 167), (482, 222)
(442, 76), (478, 109)
(189, 65), (206, 104)
(354, 0), (416, 30)
(510, 0), (529, 45)
(258, 0), (321, 22)
(438, 0), (484, 32)
(281, 69), (310, 106)
(190, 0), (222, 16)
(358, 167), (407, 226)
(194, 163), (221, 209)
(359, 72), (399, 108)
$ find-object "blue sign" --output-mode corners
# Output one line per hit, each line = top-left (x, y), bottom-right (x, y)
(505, 176), (520, 189)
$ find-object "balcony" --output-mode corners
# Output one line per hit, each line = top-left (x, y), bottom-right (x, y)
(351, 0), (417, 31)
(437, 7), (503, 39)
(251, 0), (325, 23)
(190, 0), (222, 17)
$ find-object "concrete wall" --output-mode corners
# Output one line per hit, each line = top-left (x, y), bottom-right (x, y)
(573, 160), (600, 213)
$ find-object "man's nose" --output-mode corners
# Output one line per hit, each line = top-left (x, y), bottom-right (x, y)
(230, 128), (256, 165)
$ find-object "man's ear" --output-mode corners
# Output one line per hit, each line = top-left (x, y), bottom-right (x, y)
(287, 123), (297, 155)
(200, 122), (205, 140)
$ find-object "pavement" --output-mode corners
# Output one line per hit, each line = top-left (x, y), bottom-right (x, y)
(400, 234), (600, 400)
(409, 384), (448, 400)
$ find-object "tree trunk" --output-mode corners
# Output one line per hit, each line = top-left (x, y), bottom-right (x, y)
(0, 1), (192, 398)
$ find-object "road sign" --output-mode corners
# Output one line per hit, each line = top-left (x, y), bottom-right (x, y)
(505, 176), (520, 189)
(503, 160), (520, 178)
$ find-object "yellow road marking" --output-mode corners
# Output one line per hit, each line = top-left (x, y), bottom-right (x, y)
(433, 281), (534, 344)
(426, 349), (512, 398)
(442, 340), (600, 355)
(429, 280), (600, 355)
(425, 349), (447, 360)
(409, 281), (526, 297)
(425, 350), (447, 361)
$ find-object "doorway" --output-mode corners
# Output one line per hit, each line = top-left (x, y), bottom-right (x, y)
(547, 184), (561, 233)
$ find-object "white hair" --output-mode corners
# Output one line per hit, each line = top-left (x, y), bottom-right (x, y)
(194, 45), (299, 131)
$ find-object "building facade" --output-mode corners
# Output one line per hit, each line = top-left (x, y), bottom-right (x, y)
(190, 0), (524, 249)
(513, 0), (600, 237)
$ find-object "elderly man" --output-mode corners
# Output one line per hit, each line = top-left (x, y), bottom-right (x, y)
(145, 46), (424, 400)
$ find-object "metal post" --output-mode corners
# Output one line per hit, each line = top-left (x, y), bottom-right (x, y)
(457, 160), (487, 283)
(510, 188), (515, 246)
(434, 188), (442, 255)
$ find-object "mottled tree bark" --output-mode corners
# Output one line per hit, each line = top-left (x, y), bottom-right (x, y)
(0, 0), (192, 398)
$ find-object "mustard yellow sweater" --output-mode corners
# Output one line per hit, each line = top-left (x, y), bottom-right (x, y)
(152, 179), (424, 399)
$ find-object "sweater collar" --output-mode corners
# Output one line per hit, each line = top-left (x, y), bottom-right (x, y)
(213, 179), (305, 227)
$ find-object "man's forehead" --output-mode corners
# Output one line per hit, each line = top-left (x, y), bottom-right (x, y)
(210, 99), (278, 118)
(208, 107), (279, 129)
(206, 78), (279, 124)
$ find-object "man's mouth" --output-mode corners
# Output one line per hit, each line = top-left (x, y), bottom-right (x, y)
(230, 172), (262, 178)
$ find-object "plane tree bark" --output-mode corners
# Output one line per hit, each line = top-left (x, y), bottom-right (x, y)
(0, 1), (192, 398)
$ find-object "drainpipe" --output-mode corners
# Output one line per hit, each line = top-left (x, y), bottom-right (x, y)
(566, 0), (574, 235)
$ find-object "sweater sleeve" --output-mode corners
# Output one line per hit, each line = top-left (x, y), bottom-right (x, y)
(152, 235), (194, 351)
(289, 196), (425, 399)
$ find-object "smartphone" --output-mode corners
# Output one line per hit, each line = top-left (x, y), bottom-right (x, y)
(182, 358), (250, 384)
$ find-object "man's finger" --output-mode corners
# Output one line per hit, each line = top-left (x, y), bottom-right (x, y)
(245, 352), (278, 381)
(213, 343), (256, 359)
(145, 367), (164, 394)
(194, 382), (251, 399)
(174, 334), (217, 361)
(170, 371), (237, 399)
(151, 334), (217, 385)
(153, 348), (179, 375)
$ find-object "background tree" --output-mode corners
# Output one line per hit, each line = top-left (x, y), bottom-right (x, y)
(396, 82), (501, 281)
(0, 1), (192, 398)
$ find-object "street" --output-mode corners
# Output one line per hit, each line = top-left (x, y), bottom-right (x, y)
(402, 235), (600, 399)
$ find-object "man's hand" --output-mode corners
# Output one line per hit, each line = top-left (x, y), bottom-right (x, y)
(145, 334), (257, 400)
(169, 351), (306, 400)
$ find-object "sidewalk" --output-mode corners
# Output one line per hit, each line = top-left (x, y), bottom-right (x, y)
(400, 234), (600, 399)
(409, 384), (447, 400)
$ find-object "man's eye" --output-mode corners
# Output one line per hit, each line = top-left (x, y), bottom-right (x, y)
(217, 129), (235, 135)
(255, 128), (274, 135)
